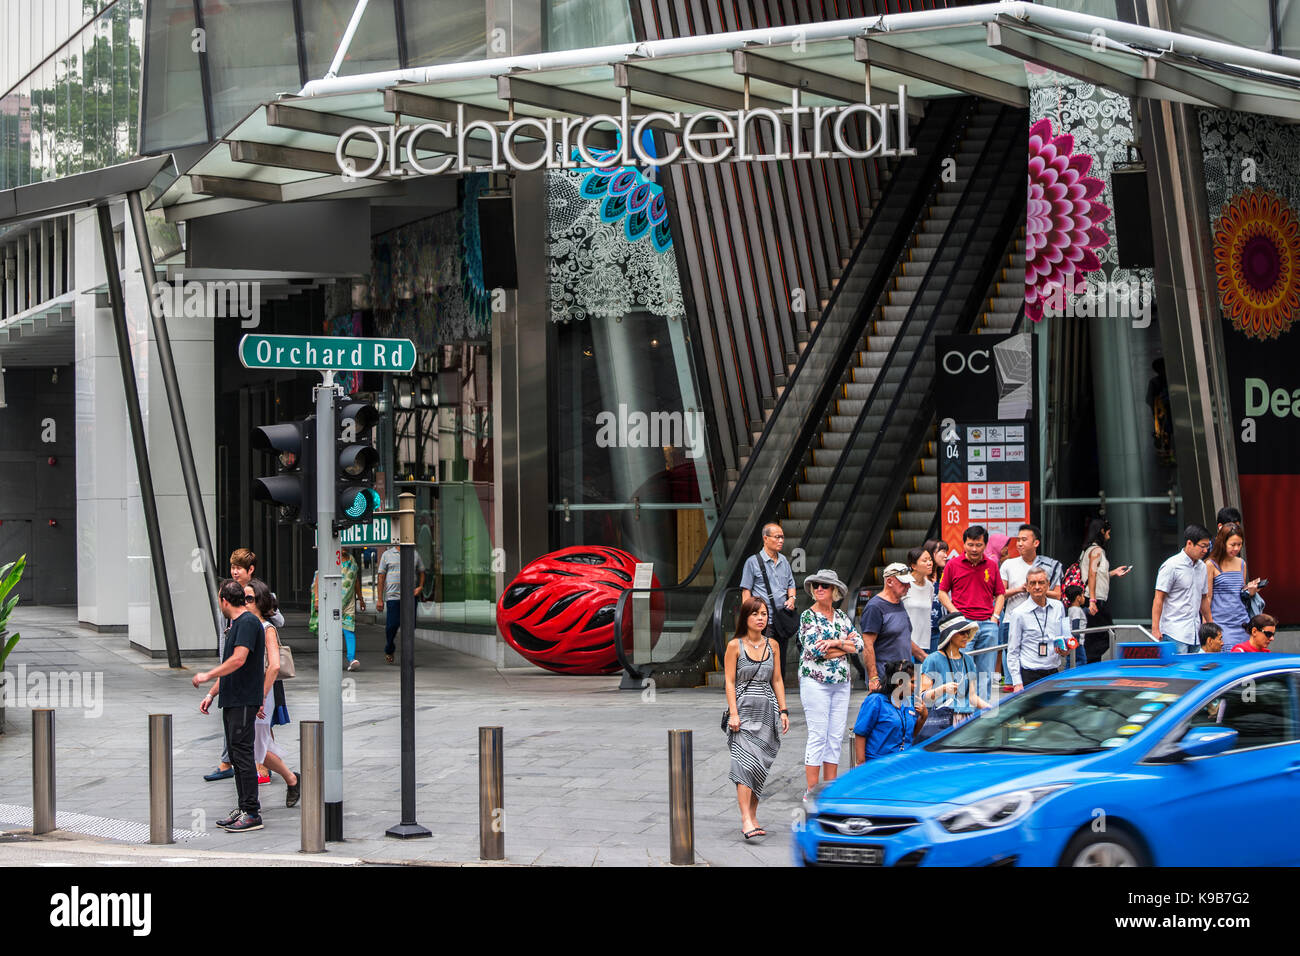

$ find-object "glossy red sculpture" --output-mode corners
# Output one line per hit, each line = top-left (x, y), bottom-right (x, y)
(497, 546), (664, 675)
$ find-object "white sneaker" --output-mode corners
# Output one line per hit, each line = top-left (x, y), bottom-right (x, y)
(348, 659), (360, 671)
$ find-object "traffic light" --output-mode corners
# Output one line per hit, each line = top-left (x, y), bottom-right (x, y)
(252, 417), (316, 525)
(334, 400), (380, 532)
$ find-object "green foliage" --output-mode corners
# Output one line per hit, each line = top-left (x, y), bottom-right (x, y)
(0, 554), (25, 671)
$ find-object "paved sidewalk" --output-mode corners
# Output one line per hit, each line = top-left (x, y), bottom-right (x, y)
(0, 607), (870, 866)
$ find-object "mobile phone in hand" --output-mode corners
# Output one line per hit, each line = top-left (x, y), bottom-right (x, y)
(1258, 578), (1269, 588)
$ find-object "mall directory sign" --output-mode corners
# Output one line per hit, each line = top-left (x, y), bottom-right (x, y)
(239, 334), (417, 372)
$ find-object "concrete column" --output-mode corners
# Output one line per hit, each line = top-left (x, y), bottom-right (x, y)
(74, 208), (130, 630)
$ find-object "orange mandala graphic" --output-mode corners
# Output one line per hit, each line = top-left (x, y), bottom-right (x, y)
(1213, 188), (1300, 339)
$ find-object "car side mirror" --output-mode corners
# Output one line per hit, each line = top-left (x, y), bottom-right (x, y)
(1165, 727), (1238, 761)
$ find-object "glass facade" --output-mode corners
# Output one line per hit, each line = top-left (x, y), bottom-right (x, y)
(0, 0), (142, 191)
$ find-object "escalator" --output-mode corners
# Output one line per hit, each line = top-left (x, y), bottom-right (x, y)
(615, 98), (1025, 686)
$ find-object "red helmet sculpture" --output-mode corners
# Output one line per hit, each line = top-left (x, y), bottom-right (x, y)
(497, 546), (664, 674)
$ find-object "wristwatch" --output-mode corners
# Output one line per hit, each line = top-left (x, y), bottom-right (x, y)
(780, 709), (789, 715)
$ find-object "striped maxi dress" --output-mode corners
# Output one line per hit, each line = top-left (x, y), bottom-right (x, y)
(728, 642), (782, 796)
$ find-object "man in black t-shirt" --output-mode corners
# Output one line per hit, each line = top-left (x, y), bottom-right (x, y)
(194, 579), (265, 832)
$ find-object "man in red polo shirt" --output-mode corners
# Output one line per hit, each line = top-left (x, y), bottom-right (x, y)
(938, 525), (1006, 700)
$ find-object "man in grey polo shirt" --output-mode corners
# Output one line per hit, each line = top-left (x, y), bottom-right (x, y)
(1152, 524), (1213, 654)
(740, 522), (797, 666)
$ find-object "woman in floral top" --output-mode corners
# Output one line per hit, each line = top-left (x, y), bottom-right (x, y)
(798, 569), (864, 794)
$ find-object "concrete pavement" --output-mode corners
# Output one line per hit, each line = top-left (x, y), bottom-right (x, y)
(0, 606), (868, 866)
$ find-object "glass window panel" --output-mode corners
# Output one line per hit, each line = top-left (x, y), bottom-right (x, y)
(32, 60), (55, 183)
(1171, 0), (1272, 52)
(547, 0), (634, 51)
(55, 32), (74, 178)
(403, 1), (486, 65)
(141, 0), (208, 152)
(300, 0), (399, 79)
(1279, 0), (1300, 56)
(200, 0), (301, 135)
(19, 78), (33, 186)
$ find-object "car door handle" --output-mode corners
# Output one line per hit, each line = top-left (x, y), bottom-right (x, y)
(1288, 762), (1300, 775)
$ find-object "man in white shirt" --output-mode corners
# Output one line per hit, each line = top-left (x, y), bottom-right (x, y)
(1007, 567), (1071, 691)
(1152, 524), (1213, 654)
(1000, 523), (1062, 616)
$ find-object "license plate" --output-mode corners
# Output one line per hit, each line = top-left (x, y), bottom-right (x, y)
(817, 843), (884, 865)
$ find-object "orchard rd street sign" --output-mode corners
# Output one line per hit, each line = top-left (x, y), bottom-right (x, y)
(239, 334), (417, 372)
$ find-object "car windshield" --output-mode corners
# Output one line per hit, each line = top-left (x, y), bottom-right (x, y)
(928, 678), (1200, 754)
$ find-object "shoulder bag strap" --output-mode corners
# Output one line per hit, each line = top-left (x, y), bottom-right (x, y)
(757, 553), (779, 608)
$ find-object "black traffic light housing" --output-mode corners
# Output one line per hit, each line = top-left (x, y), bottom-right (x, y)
(252, 417), (317, 525)
(334, 400), (380, 533)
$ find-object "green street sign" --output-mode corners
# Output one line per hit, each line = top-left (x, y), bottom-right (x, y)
(239, 334), (417, 372)
(315, 516), (394, 547)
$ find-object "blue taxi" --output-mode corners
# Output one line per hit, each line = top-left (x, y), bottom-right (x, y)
(795, 644), (1300, 866)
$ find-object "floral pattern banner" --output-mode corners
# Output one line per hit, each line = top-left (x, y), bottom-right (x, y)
(369, 175), (493, 348)
(547, 155), (685, 323)
(1026, 70), (1151, 319)
(1198, 108), (1300, 623)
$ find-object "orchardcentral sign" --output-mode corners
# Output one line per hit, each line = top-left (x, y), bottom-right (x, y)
(336, 86), (914, 177)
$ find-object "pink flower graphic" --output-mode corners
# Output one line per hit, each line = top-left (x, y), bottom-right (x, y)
(1025, 117), (1111, 321)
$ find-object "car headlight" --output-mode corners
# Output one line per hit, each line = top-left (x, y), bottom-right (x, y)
(938, 785), (1068, 833)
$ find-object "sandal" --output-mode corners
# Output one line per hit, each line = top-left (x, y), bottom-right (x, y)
(742, 828), (766, 840)
(385, 654), (394, 664)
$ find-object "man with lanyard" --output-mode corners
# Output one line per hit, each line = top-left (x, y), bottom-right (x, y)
(740, 522), (797, 670)
(937, 525), (1005, 701)
(1007, 567), (1072, 691)
(1152, 524), (1212, 654)
(1000, 523), (1062, 616)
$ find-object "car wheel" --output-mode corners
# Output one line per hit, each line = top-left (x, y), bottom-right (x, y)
(1061, 828), (1148, 867)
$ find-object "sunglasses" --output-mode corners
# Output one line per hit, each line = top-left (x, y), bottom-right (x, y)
(812, 583), (832, 591)
(1259, 629), (1276, 637)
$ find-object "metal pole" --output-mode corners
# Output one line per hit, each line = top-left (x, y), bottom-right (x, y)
(96, 204), (182, 668)
(668, 729), (694, 865)
(300, 720), (325, 853)
(324, 0), (371, 79)
(32, 709), (55, 835)
(126, 192), (224, 654)
(479, 726), (504, 860)
(316, 374), (345, 840)
(388, 492), (430, 838)
(148, 713), (173, 845)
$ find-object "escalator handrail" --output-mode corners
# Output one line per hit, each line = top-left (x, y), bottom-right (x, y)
(800, 105), (1014, 557)
(613, 99), (976, 679)
(827, 114), (1029, 587)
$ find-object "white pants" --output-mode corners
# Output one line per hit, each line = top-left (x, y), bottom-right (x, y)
(801, 676), (851, 766)
(254, 686), (283, 765)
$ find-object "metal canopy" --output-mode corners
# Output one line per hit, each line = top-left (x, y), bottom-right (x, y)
(154, 1), (1300, 220)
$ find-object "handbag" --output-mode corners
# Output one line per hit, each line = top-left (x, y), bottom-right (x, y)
(275, 641), (296, 679)
(758, 557), (798, 644)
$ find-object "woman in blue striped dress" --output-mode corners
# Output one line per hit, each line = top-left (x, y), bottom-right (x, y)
(725, 597), (789, 840)
(1207, 523), (1260, 648)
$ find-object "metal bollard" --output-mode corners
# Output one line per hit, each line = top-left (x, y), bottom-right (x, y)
(668, 729), (694, 865)
(149, 714), (173, 845)
(32, 709), (55, 835)
(847, 730), (857, 769)
(300, 720), (325, 853)
(479, 726), (504, 860)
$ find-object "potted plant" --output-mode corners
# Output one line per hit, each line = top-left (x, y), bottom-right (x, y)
(0, 555), (25, 735)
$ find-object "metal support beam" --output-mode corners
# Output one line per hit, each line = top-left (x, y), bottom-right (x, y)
(614, 63), (784, 112)
(1141, 58), (1236, 110)
(266, 102), (386, 137)
(854, 37), (1028, 108)
(732, 49), (923, 117)
(384, 88), (510, 125)
(986, 21), (1138, 97)
(127, 191), (225, 654)
(189, 176), (284, 203)
(96, 203), (182, 668)
(228, 140), (346, 175)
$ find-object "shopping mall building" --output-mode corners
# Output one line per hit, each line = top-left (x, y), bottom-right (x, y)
(1, 0), (1297, 680)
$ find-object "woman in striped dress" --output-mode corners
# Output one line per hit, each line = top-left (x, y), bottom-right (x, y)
(725, 597), (789, 839)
